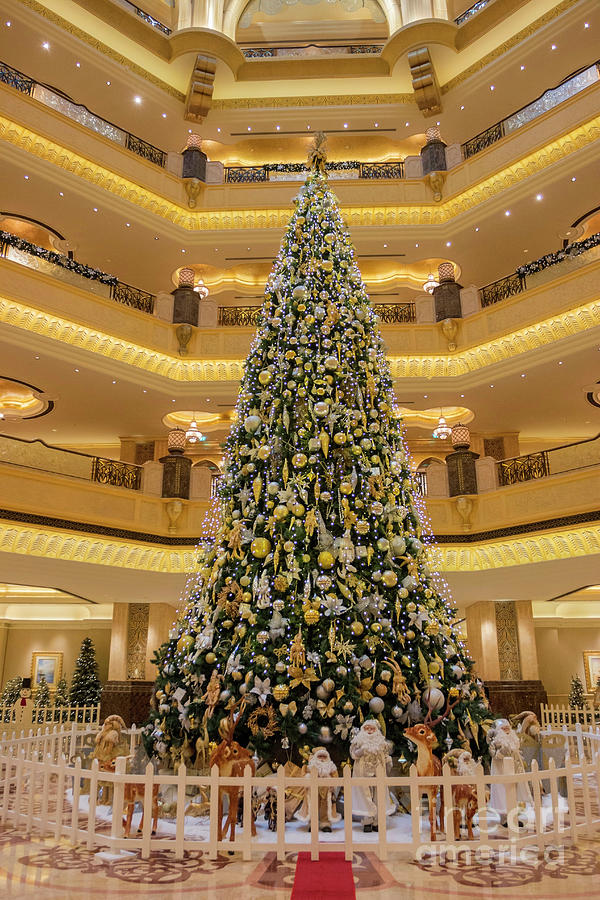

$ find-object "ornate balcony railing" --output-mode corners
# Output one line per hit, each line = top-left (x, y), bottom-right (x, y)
(110, 281), (155, 314)
(373, 303), (416, 323)
(0, 59), (167, 168)
(497, 451), (550, 486)
(414, 471), (428, 496)
(218, 306), (263, 327)
(91, 457), (142, 490)
(116, 0), (172, 34)
(480, 273), (525, 308)
(0, 61), (34, 95)
(225, 160), (404, 183)
(462, 62), (599, 159)
(454, 0), (493, 26)
(211, 473), (223, 498)
(241, 44), (383, 59)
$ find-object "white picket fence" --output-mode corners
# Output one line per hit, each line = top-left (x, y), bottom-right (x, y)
(0, 703), (101, 728)
(1, 721), (600, 861)
(541, 702), (600, 730)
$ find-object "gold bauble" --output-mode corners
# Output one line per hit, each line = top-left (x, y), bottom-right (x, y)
(429, 662), (440, 674)
(274, 504), (289, 521)
(333, 432), (347, 445)
(375, 683), (388, 697)
(273, 684), (289, 701)
(251, 537), (271, 558)
(222, 619), (234, 629)
(339, 482), (353, 495)
(242, 591), (252, 603)
(258, 370), (272, 385)
(257, 445), (271, 460)
(318, 550), (335, 569)
(322, 260), (333, 272)
(356, 520), (370, 535)
(205, 651), (216, 664)
(351, 621), (364, 636)
(292, 453), (307, 468)
(304, 608), (320, 625)
(405, 630), (415, 640)
(371, 622), (382, 634)
(291, 502), (305, 517)
(177, 634), (194, 654)
(283, 540), (295, 553)
(382, 570), (398, 587)
(232, 670), (243, 681)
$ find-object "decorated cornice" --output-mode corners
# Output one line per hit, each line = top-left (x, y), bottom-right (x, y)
(0, 517), (597, 574)
(0, 113), (598, 229)
(16, 0), (185, 101)
(0, 291), (597, 382)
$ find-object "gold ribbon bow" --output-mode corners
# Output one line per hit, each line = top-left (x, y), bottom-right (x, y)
(359, 677), (374, 701)
(289, 666), (318, 690)
(279, 701), (298, 717)
(316, 697), (336, 718)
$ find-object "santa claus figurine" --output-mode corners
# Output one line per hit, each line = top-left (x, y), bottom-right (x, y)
(350, 719), (395, 832)
(298, 747), (341, 833)
(487, 718), (532, 827)
(13, 677), (34, 730)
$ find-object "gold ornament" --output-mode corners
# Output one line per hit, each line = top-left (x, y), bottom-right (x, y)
(290, 629), (306, 667)
(375, 684), (388, 697)
(257, 445), (271, 460)
(177, 634), (194, 654)
(205, 651), (216, 664)
(333, 432), (347, 445)
(292, 453), (307, 468)
(251, 537), (271, 558)
(429, 662), (440, 674)
(351, 621), (364, 636)
(217, 581), (243, 618)
(272, 684), (289, 701)
(304, 608), (320, 625)
(258, 369), (272, 385)
(371, 622), (382, 633)
(382, 570), (398, 587)
(274, 574), (289, 592)
(274, 504), (289, 521)
(339, 482), (353, 495)
(318, 550), (335, 569)
(291, 502), (305, 517)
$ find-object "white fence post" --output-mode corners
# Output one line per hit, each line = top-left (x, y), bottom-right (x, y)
(309, 765), (319, 861)
(343, 764), (353, 861)
(175, 762), (186, 859)
(276, 764), (286, 861)
(376, 763), (388, 860)
(208, 763), (219, 859)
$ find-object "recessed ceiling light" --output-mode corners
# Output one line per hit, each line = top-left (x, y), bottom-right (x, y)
(181, 249), (186, 253)
(76, 61), (81, 68)
(134, 96), (142, 104)
(112, 380), (116, 384)
(343, 123), (348, 128)
(217, 127), (221, 133)
(172, 399), (176, 403)
(24, 175), (29, 180)
(504, 210), (511, 216)
(571, 176), (577, 182)
(307, 125), (311, 130)
(154, 236), (159, 240)
(383, 243), (387, 248)
(276, 125), (280, 131)
(521, 373), (526, 378)
(536, 193), (543, 201)
(523, 249), (528, 253)
(162, 112), (167, 118)
(59, 191), (63, 196)
(5, 21), (11, 26)
(460, 394), (464, 398)
(551, 44), (557, 50)
(206, 397), (211, 402)
(374, 122), (379, 127)
(42, 41), (50, 50)
(188, 129), (192, 133)
(423, 394), (428, 399)
(34, 355), (40, 360)
(247, 126), (251, 131)
(436, 121), (440, 126)
(489, 384), (494, 388)
(74, 368), (79, 373)
(558, 361), (563, 365)
(126, 222), (131, 227)
(405, 121), (409, 127)
(415, 242), (419, 248)
(106, 81), (111, 86)
(93, 207), (98, 212)
(584, 22), (589, 28)
(490, 85), (495, 91)
(475, 227), (479, 232)
(143, 389), (147, 393)
(460, 105), (464, 110)
(520, 65), (525, 71)
(446, 241), (451, 247)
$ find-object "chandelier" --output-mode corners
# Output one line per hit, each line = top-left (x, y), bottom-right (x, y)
(185, 415), (206, 443)
(423, 272), (439, 294)
(432, 409), (452, 440)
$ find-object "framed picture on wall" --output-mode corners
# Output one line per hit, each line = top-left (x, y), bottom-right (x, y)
(31, 651), (63, 690)
(583, 651), (600, 693)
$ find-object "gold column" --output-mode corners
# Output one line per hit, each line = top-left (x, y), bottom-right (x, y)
(107, 602), (128, 681)
(465, 601), (501, 680)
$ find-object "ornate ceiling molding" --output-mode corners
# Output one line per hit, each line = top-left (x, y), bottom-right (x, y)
(0, 113), (598, 229)
(0, 519), (597, 573)
(0, 292), (597, 381)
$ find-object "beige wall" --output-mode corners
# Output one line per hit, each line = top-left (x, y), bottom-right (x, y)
(535, 626), (600, 703)
(0, 626), (111, 691)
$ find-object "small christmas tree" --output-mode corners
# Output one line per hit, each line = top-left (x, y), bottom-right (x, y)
(54, 676), (69, 707)
(145, 135), (490, 766)
(1, 676), (22, 707)
(34, 674), (51, 708)
(69, 637), (102, 705)
(568, 674), (585, 708)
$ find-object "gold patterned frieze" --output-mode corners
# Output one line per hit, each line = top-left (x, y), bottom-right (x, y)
(0, 520), (597, 574)
(0, 113), (599, 230)
(494, 600), (522, 681)
(0, 292), (597, 383)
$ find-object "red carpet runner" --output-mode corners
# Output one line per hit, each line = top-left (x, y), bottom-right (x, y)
(291, 851), (356, 899)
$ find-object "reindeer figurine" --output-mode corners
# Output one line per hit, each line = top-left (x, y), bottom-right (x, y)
(442, 749), (479, 840)
(123, 779), (160, 837)
(404, 695), (460, 841)
(209, 699), (257, 842)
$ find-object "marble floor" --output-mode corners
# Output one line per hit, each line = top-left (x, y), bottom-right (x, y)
(2, 825), (600, 899)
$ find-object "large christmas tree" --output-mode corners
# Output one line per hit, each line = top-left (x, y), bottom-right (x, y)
(69, 637), (102, 705)
(146, 136), (489, 766)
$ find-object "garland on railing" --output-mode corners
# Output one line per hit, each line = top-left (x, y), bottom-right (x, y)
(0, 231), (117, 285)
(263, 161), (362, 173)
(516, 231), (600, 278)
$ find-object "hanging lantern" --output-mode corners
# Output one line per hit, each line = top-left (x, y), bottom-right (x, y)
(432, 410), (451, 440)
(423, 272), (439, 294)
(451, 423), (471, 450)
(185, 415), (206, 443)
(178, 267), (195, 288)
